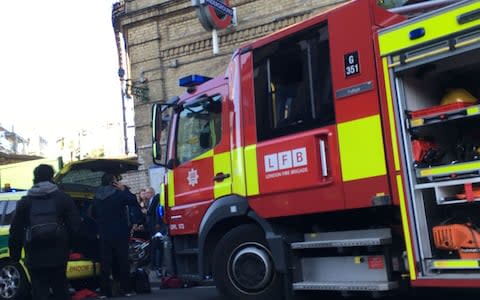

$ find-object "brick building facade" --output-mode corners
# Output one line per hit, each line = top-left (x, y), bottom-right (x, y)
(112, 0), (346, 187)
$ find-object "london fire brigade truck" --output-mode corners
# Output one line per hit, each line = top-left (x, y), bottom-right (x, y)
(151, 0), (480, 299)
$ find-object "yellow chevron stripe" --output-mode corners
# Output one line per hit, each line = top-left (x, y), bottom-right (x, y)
(231, 147), (247, 196)
(159, 183), (166, 208)
(419, 161), (480, 177)
(383, 58), (400, 171)
(337, 115), (387, 181)
(244, 144), (259, 196)
(193, 149), (213, 161)
(396, 175), (416, 280)
(214, 151), (232, 198)
(167, 171), (175, 207)
(379, 1), (480, 55)
(432, 259), (480, 269)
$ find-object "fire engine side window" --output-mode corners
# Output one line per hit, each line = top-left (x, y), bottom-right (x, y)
(253, 23), (334, 141)
(176, 95), (222, 164)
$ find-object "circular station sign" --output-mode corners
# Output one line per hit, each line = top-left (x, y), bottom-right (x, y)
(193, 0), (233, 31)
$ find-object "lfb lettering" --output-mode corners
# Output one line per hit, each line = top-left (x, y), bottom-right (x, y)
(293, 148), (306, 167)
(278, 151), (292, 170)
(265, 154), (278, 173)
(264, 147), (307, 173)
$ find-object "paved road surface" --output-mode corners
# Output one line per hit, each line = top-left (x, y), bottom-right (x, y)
(81, 286), (221, 300)
(81, 285), (478, 300)
(148, 287), (477, 300)
(76, 273), (479, 300)
(135, 286), (222, 300)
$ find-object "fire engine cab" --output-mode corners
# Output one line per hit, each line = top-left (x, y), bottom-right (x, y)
(152, 0), (480, 299)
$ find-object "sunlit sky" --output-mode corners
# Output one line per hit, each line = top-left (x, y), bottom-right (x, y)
(0, 1), (123, 144)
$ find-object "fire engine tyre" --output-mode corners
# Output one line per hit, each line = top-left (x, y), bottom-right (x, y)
(212, 224), (283, 300)
(0, 260), (29, 300)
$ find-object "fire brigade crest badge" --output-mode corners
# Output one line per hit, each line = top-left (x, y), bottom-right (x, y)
(187, 168), (199, 187)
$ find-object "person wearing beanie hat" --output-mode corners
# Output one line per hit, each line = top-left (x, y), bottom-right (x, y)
(9, 164), (80, 300)
(33, 164), (55, 184)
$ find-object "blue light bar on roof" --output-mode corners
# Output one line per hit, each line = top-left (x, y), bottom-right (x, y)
(179, 74), (212, 87)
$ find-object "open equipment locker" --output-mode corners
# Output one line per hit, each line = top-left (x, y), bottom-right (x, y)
(379, 0), (480, 279)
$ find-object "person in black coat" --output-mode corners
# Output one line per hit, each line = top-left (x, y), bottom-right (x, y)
(144, 188), (167, 276)
(9, 164), (81, 300)
(91, 173), (140, 298)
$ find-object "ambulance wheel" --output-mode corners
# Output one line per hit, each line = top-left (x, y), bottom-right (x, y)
(213, 224), (283, 300)
(0, 260), (29, 300)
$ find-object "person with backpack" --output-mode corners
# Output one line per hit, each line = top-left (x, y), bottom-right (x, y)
(91, 173), (140, 298)
(9, 164), (81, 300)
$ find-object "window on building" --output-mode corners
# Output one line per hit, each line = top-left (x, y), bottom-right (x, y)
(253, 22), (335, 141)
(176, 94), (222, 164)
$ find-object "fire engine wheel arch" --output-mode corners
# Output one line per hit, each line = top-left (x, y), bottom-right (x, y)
(198, 195), (288, 277)
(212, 223), (284, 300)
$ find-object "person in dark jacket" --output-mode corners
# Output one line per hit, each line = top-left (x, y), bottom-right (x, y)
(9, 164), (81, 300)
(144, 189), (168, 277)
(92, 173), (140, 298)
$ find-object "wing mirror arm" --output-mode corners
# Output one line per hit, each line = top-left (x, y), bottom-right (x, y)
(166, 158), (179, 169)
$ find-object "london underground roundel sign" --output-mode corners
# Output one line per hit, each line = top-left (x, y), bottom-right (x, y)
(193, 0), (233, 31)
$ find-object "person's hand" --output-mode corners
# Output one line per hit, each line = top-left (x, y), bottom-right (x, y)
(112, 181), (125, 191)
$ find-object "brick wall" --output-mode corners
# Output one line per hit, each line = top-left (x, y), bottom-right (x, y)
(116, 0), (346, 182)
(122, 168), (149, 195)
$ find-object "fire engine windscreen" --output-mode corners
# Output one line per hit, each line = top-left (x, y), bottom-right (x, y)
(253, 22), (335, 141)
(176, 95), (222, 164)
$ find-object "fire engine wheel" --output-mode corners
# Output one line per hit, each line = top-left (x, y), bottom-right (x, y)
(213, 224), (283, 300)
(0, 261), (29, 300)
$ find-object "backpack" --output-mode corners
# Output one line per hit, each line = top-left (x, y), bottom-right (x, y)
(25, 196), (66, 246)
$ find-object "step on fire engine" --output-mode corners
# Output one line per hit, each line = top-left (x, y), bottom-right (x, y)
(151, 0), (480, 299)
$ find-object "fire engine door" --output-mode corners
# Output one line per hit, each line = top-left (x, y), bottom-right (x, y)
(168, 85), (232, 235)
(245, 20), (344, 217)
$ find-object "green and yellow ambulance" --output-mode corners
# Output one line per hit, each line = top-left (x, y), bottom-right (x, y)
(0, 158), (139, 299)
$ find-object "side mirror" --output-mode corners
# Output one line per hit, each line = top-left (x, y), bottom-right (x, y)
(152, 103), (169, 166)
(153, 141), (163, 161)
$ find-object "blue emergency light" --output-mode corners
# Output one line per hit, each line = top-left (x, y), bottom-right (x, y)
(157, 205), (164, 218)
(179, 74), (212, 87)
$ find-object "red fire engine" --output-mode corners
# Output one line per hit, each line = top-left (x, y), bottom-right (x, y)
(152, 0), (480, 299)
